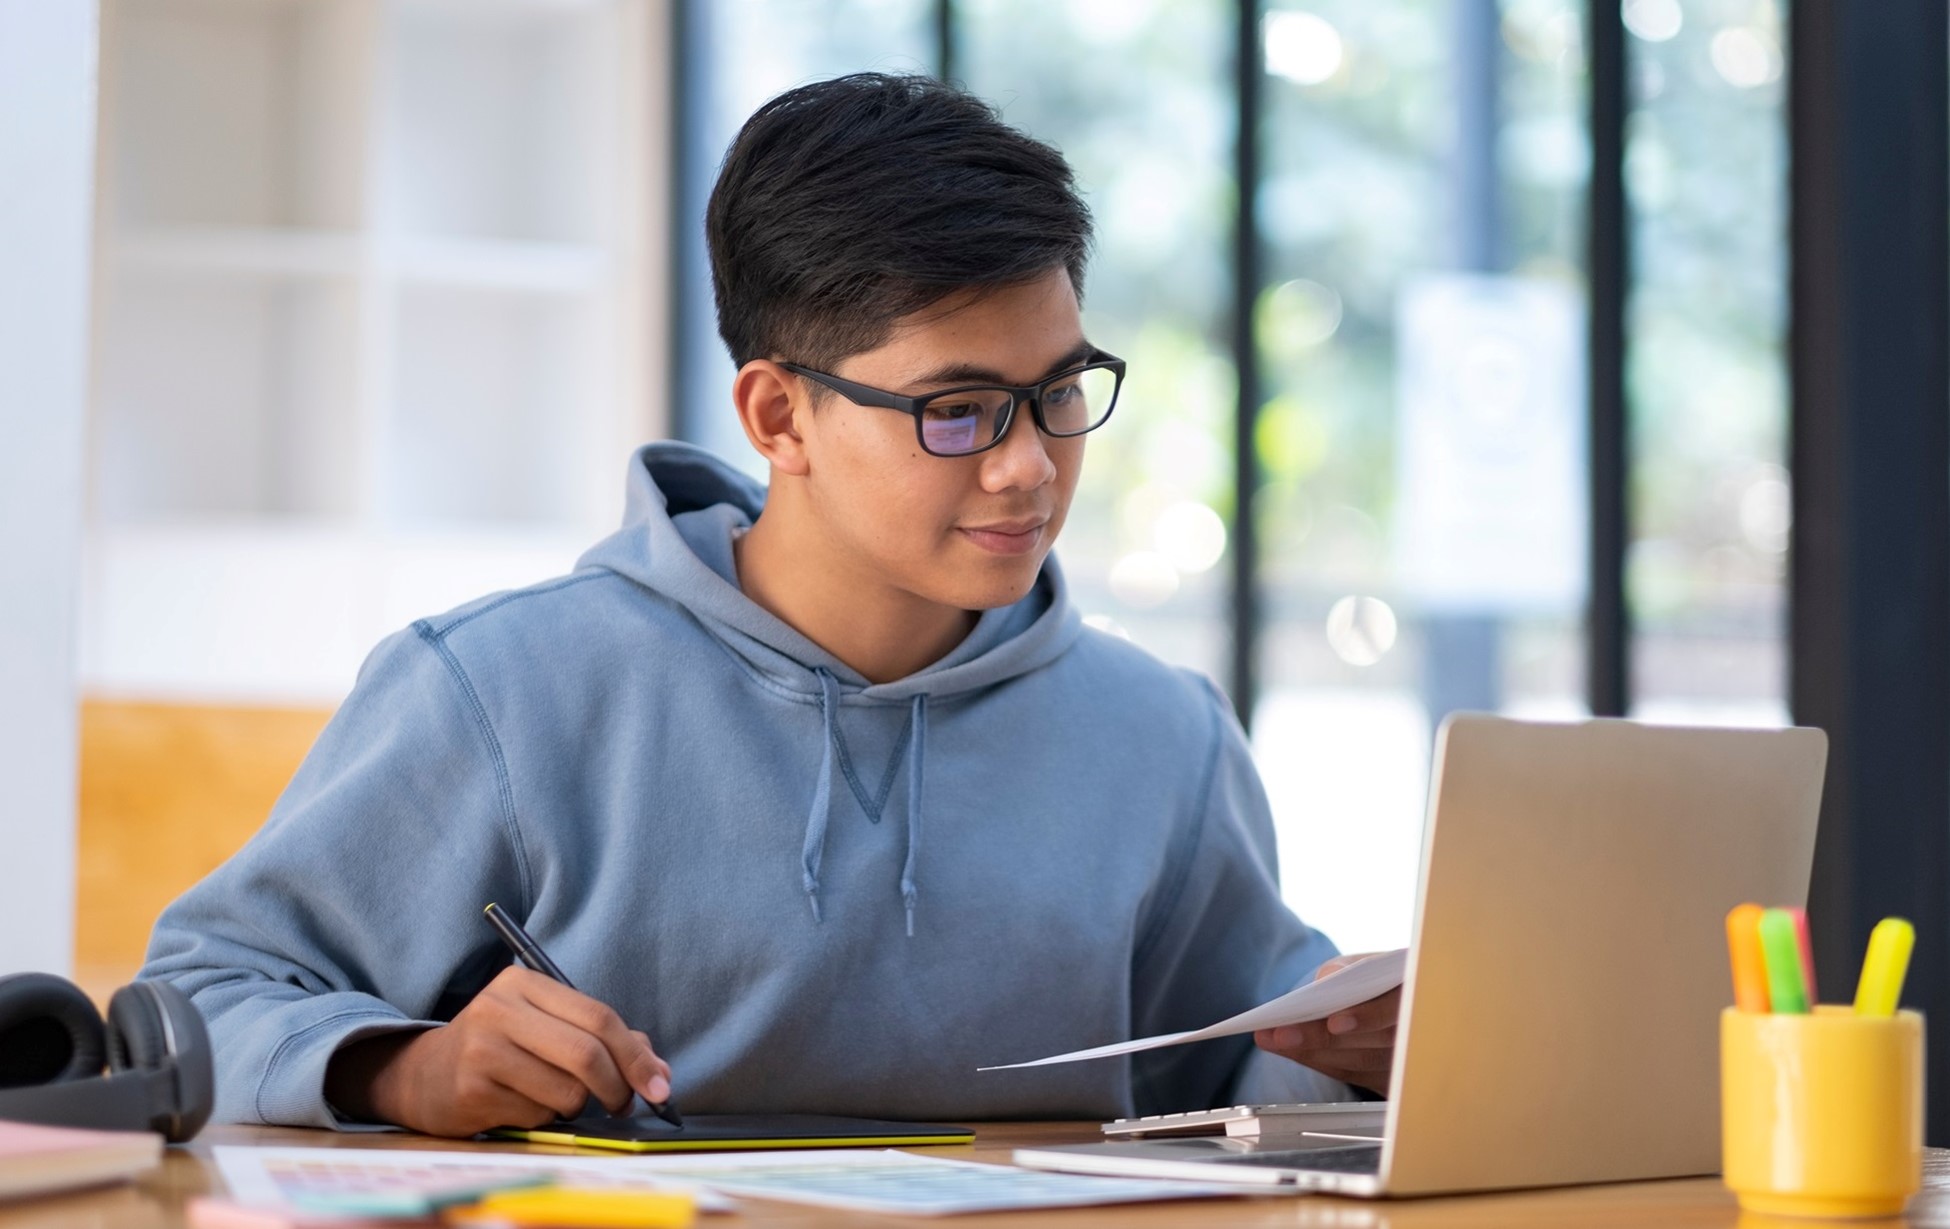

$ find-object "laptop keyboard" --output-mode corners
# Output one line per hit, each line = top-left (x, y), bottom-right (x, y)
(1212, 1144), (1384, 1174)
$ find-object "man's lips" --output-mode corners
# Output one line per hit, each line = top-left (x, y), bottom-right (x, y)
(958, 518), (1049, 555)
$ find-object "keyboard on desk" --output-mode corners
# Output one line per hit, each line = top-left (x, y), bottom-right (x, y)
(1103, 1101), (1387, 1139)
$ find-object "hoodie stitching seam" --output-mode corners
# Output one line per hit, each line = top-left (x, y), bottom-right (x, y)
(831, 712), (914, 823)
(415, 621), (535, 916)
(1130, 692), (1224, 973)
(424, 572), (606, 639)
(828, 714), (874, 820)
(868, 717), (915, 822)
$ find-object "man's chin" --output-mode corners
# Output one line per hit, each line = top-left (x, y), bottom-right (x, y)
(930, 559), (1047, 613)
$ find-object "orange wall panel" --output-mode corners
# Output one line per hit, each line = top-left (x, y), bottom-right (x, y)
(75, 700), (333, 987)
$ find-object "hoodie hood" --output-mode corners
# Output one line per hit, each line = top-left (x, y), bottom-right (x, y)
(577, 441), (1084, 698)
(576, 441), (1084, 931)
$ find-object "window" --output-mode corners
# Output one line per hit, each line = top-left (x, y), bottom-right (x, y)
(673, 0), (1791, 954)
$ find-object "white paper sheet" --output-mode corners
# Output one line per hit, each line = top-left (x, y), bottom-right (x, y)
(610, 1148), (1248, 1215)
(978, 948), (1408, 1070)
(214, 1145), (1240, 1218)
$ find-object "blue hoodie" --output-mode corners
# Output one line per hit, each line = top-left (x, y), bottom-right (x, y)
(141, 442), (1348, 1128)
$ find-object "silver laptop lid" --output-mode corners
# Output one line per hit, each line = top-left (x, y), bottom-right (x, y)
(1380, 715), (1826, 1196)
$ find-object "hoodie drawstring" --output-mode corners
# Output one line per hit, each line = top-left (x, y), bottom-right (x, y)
(799, 669), (927, 936)
(801, 668), (841, 922)
(901, 694), (926, 937)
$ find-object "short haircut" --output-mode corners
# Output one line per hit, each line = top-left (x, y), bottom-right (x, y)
(706, 72), (1094, 372)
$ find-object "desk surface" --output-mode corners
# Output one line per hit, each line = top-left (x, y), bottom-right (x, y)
(5, 1124), (1950, 1229)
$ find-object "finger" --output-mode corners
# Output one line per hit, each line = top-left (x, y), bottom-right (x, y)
(1311, 950), (1392, 982)
(1325, 986), (1403, 1035)
(1308, 1026), (1399, 1050)
(629, 1032), (675, 1102)
(1311, 956), (1355, 981)
(485, 1087), (570, 1131)
(504, 1003), (637, 1113)
(1256, 1022), (1331, 1052)
(1263, 1022), (1404, 1061)
(515, 978), (671, 1105)
(481, 1036), (600, 1121)
(475, 1072), (575, 1131)
(1257, 1025), (1397, 1064)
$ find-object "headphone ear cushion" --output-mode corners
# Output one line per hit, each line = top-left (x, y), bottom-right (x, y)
(105, 983), (169, 1073)
(105, 980), (214, 1143)
(0, 972), (107, 1087)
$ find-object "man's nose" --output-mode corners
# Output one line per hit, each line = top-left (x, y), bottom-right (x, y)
(980, 399), (1058, 489)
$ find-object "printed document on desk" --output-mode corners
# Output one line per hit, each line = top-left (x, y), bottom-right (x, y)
(980, 949), (1407, 1070)
(213, 1147), (735, 1214)
(615, 1149), (1250, 1215)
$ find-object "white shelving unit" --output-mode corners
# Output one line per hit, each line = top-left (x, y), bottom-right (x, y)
(82, 0), (666, 704)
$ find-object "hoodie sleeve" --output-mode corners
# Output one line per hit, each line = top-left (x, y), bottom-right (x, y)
(139, 624), (530, 1129)
(1126, 678), (1356, 1113)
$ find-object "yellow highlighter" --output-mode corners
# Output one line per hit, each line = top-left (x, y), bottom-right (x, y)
(1854, 917), (1915, 1017)
(452, 1188), (696, 1229)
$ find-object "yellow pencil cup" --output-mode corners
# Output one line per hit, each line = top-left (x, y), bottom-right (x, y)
(1721, 1006), (1924, 1218)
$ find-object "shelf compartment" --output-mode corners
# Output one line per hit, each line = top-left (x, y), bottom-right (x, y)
(92, 268), (363, 522)
(381, 286), (615, 530)
(381, 0), (624, 244)
(104, 0), (372, 231)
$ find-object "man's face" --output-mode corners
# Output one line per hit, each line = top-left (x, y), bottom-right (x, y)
(795, 266), (1089, 613)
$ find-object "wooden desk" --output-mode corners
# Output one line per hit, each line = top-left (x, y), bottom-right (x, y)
(6, 1125), (1950, 1229)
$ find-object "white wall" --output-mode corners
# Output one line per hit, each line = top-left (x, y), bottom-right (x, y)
(0, 0), (99, 976)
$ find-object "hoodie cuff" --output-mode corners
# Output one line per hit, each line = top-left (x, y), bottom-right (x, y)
(254, 1005), (439, 1130)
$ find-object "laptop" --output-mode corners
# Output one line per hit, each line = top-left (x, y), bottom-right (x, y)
(1014, 714), (1827, 1197)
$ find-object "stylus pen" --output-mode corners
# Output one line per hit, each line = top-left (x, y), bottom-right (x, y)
(483, 902), (683, 1127)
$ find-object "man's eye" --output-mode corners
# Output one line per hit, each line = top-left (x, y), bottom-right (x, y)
(1045, 380), (1081, 404)
(923, 402), (982, 421)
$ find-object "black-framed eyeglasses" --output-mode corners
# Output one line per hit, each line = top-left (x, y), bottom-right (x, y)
(778, 349), (1126, 458)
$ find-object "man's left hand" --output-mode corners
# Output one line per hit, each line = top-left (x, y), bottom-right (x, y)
(1253, 953), (1400, 1097)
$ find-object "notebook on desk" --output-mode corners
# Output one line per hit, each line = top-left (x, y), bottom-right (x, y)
(0, 1120), (162, 1201)
(489, 1113), (974, 1153)
(1015, 714), (1827, 1198)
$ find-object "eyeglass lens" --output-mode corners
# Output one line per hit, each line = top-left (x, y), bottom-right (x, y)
(917, 366), (1120, 456)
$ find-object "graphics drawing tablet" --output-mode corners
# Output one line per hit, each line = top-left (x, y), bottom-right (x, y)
(488, 1113), (975, 1153)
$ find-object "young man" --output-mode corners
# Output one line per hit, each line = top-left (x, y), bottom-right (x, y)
(141, 73), (1397, 1137)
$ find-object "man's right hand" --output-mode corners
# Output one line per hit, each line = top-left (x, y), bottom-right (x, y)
(324, 966), (673, 1138)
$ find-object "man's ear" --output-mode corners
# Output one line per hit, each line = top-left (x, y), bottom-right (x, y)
(733, 360), (811, 477)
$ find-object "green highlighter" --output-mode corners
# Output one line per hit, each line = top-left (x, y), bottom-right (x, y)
(1758, 907), (1811, 1013)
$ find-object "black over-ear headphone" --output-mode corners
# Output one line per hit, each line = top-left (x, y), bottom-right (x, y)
(0, 973), (213, 1142)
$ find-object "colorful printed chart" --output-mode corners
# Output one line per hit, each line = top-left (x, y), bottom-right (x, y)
(212, 1148), (733, 1215)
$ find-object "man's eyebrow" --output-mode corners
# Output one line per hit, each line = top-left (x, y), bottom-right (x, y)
(909, 340), (1096, 388)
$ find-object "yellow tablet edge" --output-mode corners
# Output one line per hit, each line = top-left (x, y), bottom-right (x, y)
(487, 1129), (974, 1153)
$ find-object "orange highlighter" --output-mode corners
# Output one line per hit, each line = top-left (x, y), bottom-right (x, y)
(1726, 903), (1771, 1012)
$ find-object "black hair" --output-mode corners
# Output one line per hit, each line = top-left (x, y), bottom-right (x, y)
(706, 72), (1094, 372)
